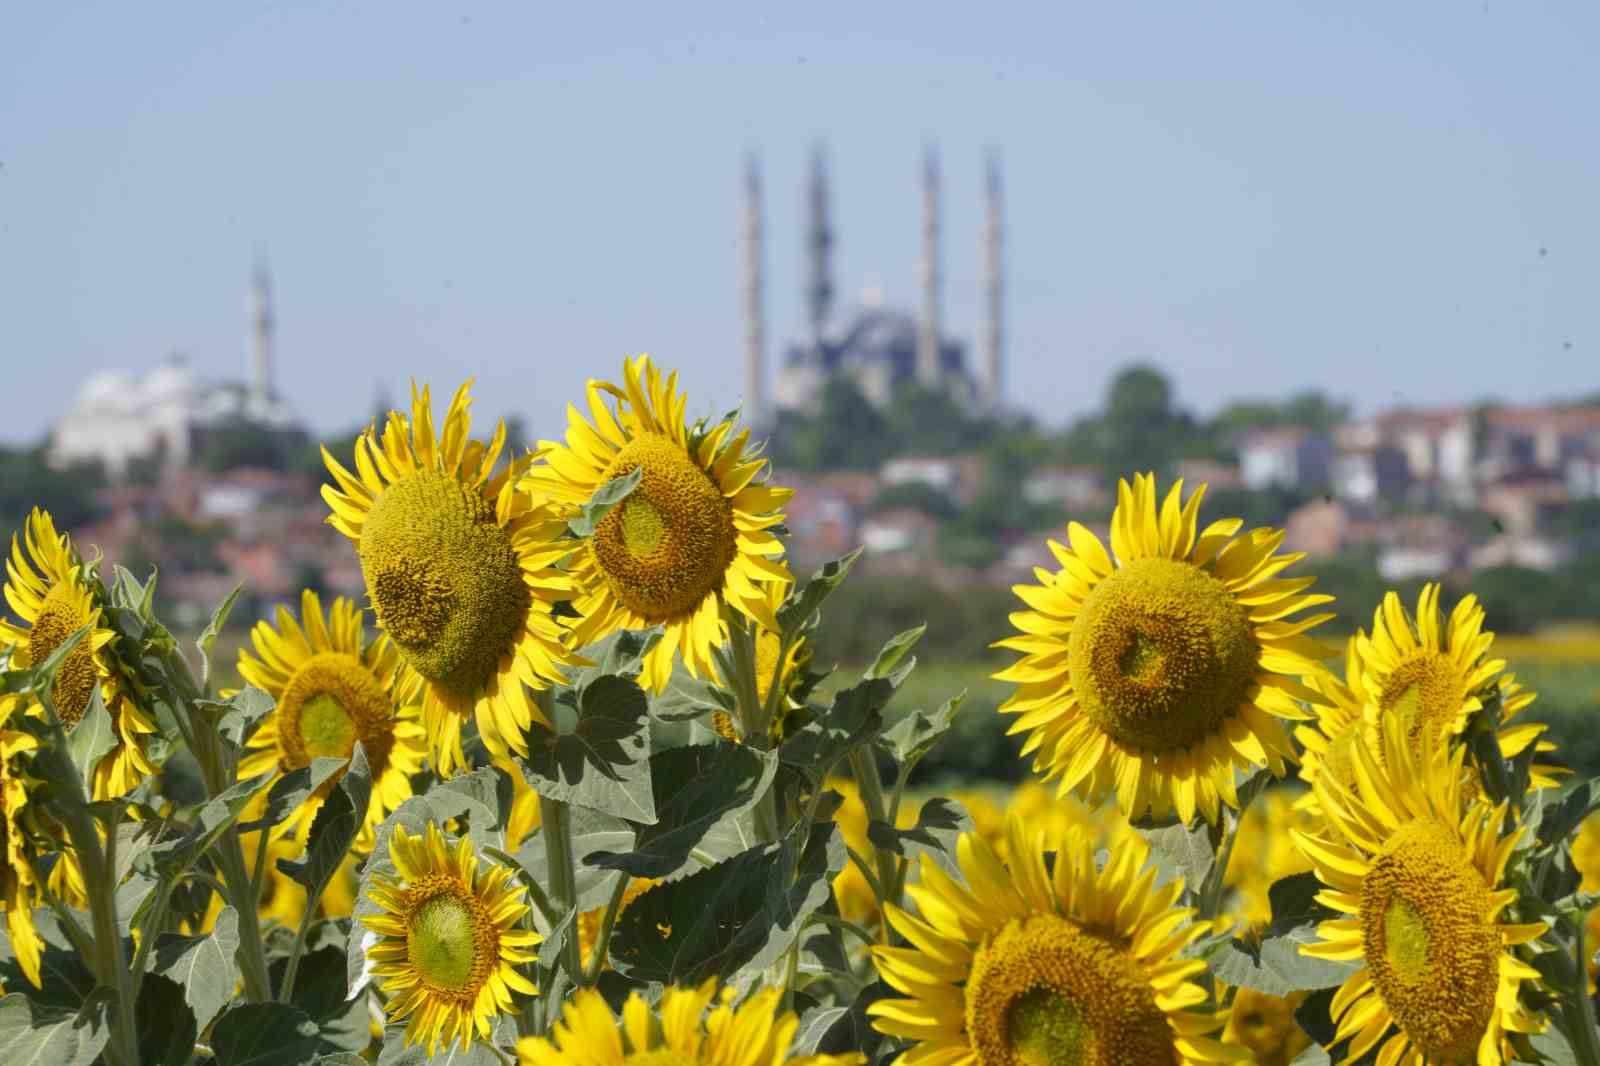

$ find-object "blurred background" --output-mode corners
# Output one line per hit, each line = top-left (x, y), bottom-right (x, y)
(4, 2), (1598, 780)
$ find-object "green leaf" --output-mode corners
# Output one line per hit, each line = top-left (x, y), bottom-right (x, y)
(136, 770), (275, 880)
(879, 691), (966, 767)
(239, 756), (348, 832)
(1234, 766), (1278, 815)
(210, 1002), (321, 1066)
(1537, 777), (1600, 847)
(110, 564), (157, 618)
(311, 1056), (370, 1066)
(371, 773), (500, 860)
(152, 904), (240, 1027)
(269, 946), (368, 1051)
(865, 625), (925, 682)
(777, 550), (862, 638)
(1208, 924), (1358, 995)
(587, 742), (779, 879)
(519, 675), (656, 823)
(1267, 872), (1338, 931)
(568, 467), (643, 537)
(1287, 1046), (1333, 1066)
(0, 993), (110, 1066)
(134, 972), (198, 1066)
(63, 689), (117, 797)
(209, 685), (278, 748)
(279, 745), (373, 893)
(779, 675), (898, 771)
(196, 583), (244, 688)
(573, 627), (663, 687)
(651, 671), (737, 723)
(867, 797), (971, 875)
(1137, 819), (1215, 890)
(610, 824), (844, 985)
(511, 806), (638, 914)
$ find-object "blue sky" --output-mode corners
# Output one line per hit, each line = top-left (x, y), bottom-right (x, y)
(3, 2), (1596, 445)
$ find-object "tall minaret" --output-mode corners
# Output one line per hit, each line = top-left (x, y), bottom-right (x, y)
(805, 142), (834, 347)
(981, 150), (1004, 412)
(916, 143), (942, 388)
(741, 151), (767, 427)
(249, 252), (274, 414)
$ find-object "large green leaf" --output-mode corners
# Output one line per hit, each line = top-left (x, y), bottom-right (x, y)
(0, 993), (110, 1066)
(518, 675), (655, 823)
(375, 1026), (506, 1066)
(567, 467), (642, 537)
(865, 625), (925, 682)
(610, 824), (844, 985)
(779, 676), (895, 771)
(134, 973), (198, 1066)
(1207, 924), (1358, 995)
(867, 796), (972, 878)
(587, 742), (779, 879)
(269, 946), (369, 1052)
(510, 805), (636, 914)
(136, 770), (275, 880)
(879, 690), (966, 768)
(1137, 819), (1216, 891)
(210, 1003), (322, 1066)
(239, 756), (348, 833)
(152, 904), (240, 1027)
(63, 689), (118, 794)
(651, 671), (736, 723)
(572, 627), (662, 688)
(278, 745), (373, 894)
(209, 686), (277, 748)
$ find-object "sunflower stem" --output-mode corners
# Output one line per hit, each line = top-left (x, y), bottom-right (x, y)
(537, 794), (584, 986)
(582, 872), (630, 987)
(1562, 914), (1600, 1066)
(276, 893), (321, 1003)
(1196, 808), (1241, 924)
(847, 747), (901, 923)
(725, 608), (783, 843)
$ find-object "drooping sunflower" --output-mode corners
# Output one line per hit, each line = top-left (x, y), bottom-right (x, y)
(517, 980), (864, 1066)
(994, 474), (1334, 823)
(0, 695), (44, 988)
(868, 816), (1243, 1065)
(1352, 584), (1560, 788)
(1293, 714), (1547, 1064)
(522, 355), (794, 693)
(236, 589), (425, 845)
(322, 381), (582, 775)
(0, 509), (156, 798)
(362, 822), (540, 1054)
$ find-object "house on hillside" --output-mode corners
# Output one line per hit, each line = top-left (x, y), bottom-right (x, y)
(1236, 429), (1331, 492)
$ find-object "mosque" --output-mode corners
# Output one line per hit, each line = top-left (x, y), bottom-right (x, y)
(51, 258), (304, 476)
(741, 144), (1004, 424)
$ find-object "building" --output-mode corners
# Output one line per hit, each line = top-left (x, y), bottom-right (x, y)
(757, 143), (1002, 419)
(1338, 409), (1474, 505)
(1236, 429), (1332, 492)
(51, 259), (303, 476)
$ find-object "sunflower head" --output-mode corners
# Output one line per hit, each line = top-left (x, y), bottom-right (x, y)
(869, 816), (1243, 1065)
(522, 355), (794, 693)
(1293, 713), (1548, 1064)
(994, 473), (1334, 824)
(236, 589), (426, 844)
(322, 380), (583, 774)
(1220, 987), (1311, 1066)
(0, 695), (45, 988)
(0, 509), (156, 799)
(517, 980), (864, 1066)
(362, 823), (539, 1054)
(1354, 584), (1560, 793)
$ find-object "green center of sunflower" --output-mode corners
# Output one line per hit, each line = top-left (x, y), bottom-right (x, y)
(966, 913), (1176, 1066)
(359, 471), (530, 702)
(27, 583), (100, 728)
(277, 653), (396, 774)
(1067, 557), (1259, 753)
(591, 435), (738, 622)
(408, 895), (477, 991)
(1360, 819), (1500, 1059)
(1378, 653), (1468, 754)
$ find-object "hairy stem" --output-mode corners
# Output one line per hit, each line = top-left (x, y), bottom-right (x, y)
(538, 794), (584, 985)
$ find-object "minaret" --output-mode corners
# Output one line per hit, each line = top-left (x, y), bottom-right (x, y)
(741, 151), (767, 427)
(916, 143), (942, 388)
(805, 142), (834, 348)
(981, 150), (1004, 412)
(249, 252), (274, 414)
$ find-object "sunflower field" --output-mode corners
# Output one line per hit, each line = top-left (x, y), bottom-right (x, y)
(3, 355), (1600, 1066)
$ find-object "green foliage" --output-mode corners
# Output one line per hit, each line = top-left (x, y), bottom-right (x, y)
(0, 446), (106, 535)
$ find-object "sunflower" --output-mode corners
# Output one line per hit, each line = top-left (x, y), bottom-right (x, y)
(322, 381), (582, 775)
(1352, 584), (1560, 788)
(362, 822), (540, 1054)
(0, 695), (44, 988)
(868, 816), (1242, 1065)
(1220, 986), (1311, 1066)
(236, 589), (425, 844)
(517, 979), (864, 1066)
(1294, 641), (1369, 810)
(994, 474), (1334, 823)
(0, 509), (156, 798)
(522, 355), (794, 693)
(1293, 713), (1546, 1064)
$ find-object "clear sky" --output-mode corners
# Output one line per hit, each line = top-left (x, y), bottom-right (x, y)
(3, 2), (1597, 445)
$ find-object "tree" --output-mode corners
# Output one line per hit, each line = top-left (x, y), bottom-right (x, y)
(1098, 363), (1183, 474)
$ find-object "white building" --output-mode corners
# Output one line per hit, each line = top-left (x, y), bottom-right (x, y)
(51, 261), (302, 476)
(1237, 429), (1332, 491)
